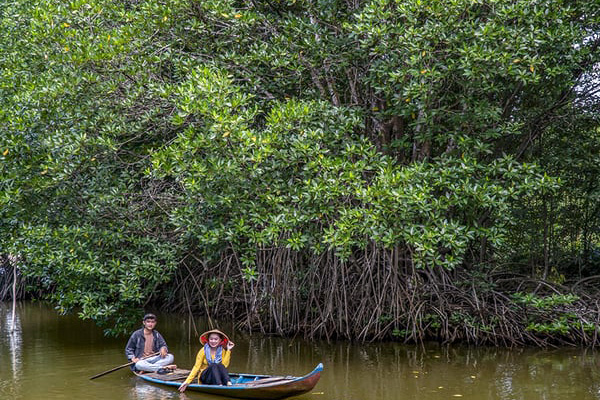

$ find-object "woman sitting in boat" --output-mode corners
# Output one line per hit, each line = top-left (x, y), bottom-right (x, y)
(178, 329), (235, 392)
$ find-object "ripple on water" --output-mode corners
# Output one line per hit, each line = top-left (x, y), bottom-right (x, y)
(4, 302), (600, 400)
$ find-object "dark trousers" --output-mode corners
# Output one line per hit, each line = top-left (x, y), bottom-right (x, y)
(201, 363), (230, 385)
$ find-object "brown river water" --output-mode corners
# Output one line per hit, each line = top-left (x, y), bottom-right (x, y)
(2, 301), (600, 400)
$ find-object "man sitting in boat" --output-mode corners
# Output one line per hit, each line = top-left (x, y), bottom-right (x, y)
(125, 313), (176, 373)
(179, 329), (235, 391)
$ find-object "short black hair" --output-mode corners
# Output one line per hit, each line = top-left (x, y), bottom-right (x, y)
(143, 313), (157, 321)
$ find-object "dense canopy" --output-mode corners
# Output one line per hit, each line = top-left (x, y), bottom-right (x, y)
(1, 0), (600, 344)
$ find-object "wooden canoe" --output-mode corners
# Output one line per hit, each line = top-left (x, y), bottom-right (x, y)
(134, 363), (323, 400)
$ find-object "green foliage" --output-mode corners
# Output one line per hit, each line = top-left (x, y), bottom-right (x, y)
(526, 317), (571, 335)
(14, 224), (176, 334)
(1, 0), (599, 340)
(505, 121), (600, 278)
(0, 0), (183, 333)
(512, 292), (579, 310)
(512, 292), (585, 337)
(153, 68), (549, 266)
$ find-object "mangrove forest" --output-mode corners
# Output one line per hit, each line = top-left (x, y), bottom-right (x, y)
(1, 0), (600, 346)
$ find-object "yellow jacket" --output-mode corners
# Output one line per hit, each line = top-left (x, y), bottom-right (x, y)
(183, 347), (231, 385)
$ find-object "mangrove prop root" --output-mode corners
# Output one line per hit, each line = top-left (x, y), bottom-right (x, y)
(161, 246), (600, 346)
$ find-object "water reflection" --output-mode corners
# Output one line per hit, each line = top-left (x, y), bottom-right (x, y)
(2, 302), (600, 400)
(9, 310), (22, 379)
(1, 302), (22, 398)
(131, 379), (180, 400)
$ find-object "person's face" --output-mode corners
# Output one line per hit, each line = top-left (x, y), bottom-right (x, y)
(207, 333), (222, 347)
(143, 318), (157, 330)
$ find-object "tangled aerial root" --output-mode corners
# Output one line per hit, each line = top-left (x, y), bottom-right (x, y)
(162, 247), (600, 347)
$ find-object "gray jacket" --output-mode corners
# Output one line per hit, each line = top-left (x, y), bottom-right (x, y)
(125, 327), (169, 361)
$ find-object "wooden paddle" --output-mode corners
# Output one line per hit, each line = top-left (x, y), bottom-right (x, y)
(89, 352), (160, 380)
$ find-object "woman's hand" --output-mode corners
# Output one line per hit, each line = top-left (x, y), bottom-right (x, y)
(226, 341), (235, 351)
(178, 383), (188, 393)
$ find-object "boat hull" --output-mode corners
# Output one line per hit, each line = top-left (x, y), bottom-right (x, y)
(135, 363), (323, 400)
